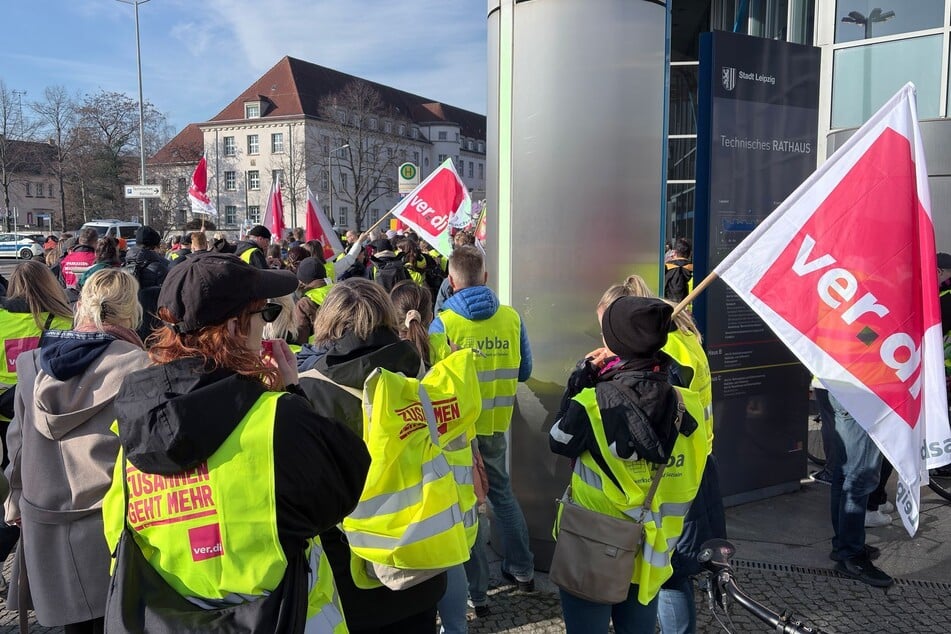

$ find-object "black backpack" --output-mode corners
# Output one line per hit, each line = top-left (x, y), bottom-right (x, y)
(372, 255), (411, 291)
(420, 253), (446, 298)
(664, 259), (693, 303)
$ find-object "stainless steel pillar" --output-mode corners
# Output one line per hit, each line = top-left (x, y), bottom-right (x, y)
(487, 0), (668, 569)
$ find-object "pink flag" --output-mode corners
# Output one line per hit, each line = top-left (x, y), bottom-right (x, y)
(188, 156), (217, 217)
(387, 159), (469, 258)
(305, 187), (343, 260)
(713, 84), (951, 535)
(262, 176), (285, 243)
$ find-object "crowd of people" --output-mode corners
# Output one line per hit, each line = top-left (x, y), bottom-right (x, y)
(0, 221), (731, 634)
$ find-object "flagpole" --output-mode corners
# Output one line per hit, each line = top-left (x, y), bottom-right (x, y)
(671, 272), (719, 317)
(364, 211), (393, 235)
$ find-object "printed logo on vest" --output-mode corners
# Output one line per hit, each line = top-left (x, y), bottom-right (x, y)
(4, 337), (40, 372)
(188, 523), (224, 561)
(395, 397), (461, 437)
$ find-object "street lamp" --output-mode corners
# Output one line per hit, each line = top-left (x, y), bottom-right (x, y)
(328, 143), (349, 226)
(116, 0), (151, 226)
(841, 8), (895, 40)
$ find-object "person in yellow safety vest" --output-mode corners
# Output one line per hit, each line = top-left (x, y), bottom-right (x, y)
(235, 225), (271, 269)
(296, 278), (449, 633)
(549, 296), (707, 633)
(101, 252), (369, 633)
(592, 275), (725, 633)
(0, 260), (74, 575)
(390, 280), (478, 632)
(293, 257), (332, 345)
(427, 245), (536, 613)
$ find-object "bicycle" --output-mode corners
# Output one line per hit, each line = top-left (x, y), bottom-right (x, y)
(699, 539), (827, 634)
(806, 414), (826, 467)
(928, 465), (951, 502)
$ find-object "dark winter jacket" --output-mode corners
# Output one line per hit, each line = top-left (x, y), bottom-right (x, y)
(124, 246), (170, 289)
(113, 356), (369, 567)
(297, 328), (445, 631)
(234, 241), (267, 269)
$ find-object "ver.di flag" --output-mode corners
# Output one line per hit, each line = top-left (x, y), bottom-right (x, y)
(713, 83), (951, 536)
(188, 156), (217, 217)
(387, 158), (469, 258)
(262, 176), (285, 243)
(305, 187), (343, 260)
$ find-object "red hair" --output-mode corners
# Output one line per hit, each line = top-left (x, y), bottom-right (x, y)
(148, 300), (282, 390)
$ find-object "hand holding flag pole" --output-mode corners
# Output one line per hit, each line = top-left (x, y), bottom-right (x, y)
(672, 272), (719, 317)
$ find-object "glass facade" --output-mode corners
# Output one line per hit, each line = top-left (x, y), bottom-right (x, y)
(834, 1), (943, 43)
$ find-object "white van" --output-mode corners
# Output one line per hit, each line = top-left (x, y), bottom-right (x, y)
(79, 220), (142, 246)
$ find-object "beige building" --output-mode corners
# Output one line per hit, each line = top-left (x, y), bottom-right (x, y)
(150, 56), (487, 234)
(1, 138), (59, 232)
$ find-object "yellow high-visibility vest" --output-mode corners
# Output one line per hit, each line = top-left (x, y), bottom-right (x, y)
(663, 330), (713, 453)
(102, 392), (347, 632)
(560, 386), (707, 605)
(436, 306), (521, 435)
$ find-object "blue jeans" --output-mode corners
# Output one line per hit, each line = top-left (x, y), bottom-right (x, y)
(464, 510), (490, 606)
(470, 432), (534, 599)
(437, 564), (468, 634)
(829, 394), (883, 560)
(656, 577), (696, 633)
(560, 586), (658, 634)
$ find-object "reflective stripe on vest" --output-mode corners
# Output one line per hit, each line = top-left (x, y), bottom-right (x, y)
(562, 386), (707, 605)
(0, 313), (72, 387)
(437, 306), (521, 435)
(306, 539), (348, 633)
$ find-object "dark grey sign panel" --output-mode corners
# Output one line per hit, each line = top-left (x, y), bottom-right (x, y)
(696, 31), (820, 502)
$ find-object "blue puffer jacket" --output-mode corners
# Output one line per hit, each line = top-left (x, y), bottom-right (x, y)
(429, 285), (532, 381)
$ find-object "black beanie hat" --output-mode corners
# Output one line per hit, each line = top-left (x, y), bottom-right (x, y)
(601, 296), (673, 359)
(248, 225), (271, 240)
(136, 225), (161, 248)
(297, 257), (326, 284)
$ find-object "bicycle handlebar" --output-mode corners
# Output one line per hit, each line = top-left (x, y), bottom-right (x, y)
(698, 539), (827, 634)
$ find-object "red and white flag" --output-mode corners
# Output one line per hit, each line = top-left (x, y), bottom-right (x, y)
(262, 176), (286, 243)
(305, 187), (343, 260)
(474, 203), (487, 244)
(714, 83), (951, 536)
(387, 158), (469, 258)
(188, 156), (217, 217)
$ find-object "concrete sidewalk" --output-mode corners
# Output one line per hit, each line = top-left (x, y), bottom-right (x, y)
(2, 478), (949, 633)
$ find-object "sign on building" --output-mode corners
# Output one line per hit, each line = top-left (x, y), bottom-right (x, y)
(398, 163), (419, 194)
(124, 184), (162, 198)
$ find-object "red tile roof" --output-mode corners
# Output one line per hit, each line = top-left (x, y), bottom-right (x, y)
(149, 123), (203, 165)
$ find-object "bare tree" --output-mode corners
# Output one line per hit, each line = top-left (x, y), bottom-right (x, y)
(319, 81), (411, 230)
(31, 86), (80, 232)
(0, 80), (41, 229)
(268, 126), (321, 228)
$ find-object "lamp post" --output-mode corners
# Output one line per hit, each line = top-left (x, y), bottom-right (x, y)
(328, 143), (349, 226)
(116, 0), (151, 226)
(841, 8), (895, 40)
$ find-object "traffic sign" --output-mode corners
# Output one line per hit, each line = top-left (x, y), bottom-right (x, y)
(398, 162), (419, 194)
(124, 184), (162, 198)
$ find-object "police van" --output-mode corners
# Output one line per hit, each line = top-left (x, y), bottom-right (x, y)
(79, 220), (142, 246)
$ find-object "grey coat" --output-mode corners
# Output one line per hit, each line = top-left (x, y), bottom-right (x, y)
(3, 339), (149, 626)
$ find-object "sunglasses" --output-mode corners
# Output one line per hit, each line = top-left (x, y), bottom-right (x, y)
(252, 302), (283, 323)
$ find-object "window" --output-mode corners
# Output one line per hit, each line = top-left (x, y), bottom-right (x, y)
(321, 135), (330, 154)
(438, 154), (448, 163)
(384, 121), (392, 134)
(245, 102), (261, 118)
(455, 132), (459, 141)
(834, 0), (942, 44)
(248, 205), (261, 223)
(48, 183), (53, 197)
(413, 151), (420, 164)
(411, 128), (419, 139)
(272, 169), (284, 185)
(336, 109), (346, 123)
(247, 134), (259, 155)
(34, 183), (42, 197)
(224, 136), (236, 156)
(399, 149), (407, 160)
(225, 205), (237, 224)
(398, 124), (406, 136)
(351, 113), (360, 126)
(25, 183), (32, 197)
(387, 147), (394, 158)
(248, 170), (260, 190)
(225, 171), (237, 190)
(320, 169), (329, 192)
(478, 142), (484, 152)
(369, 118), (378, 131)
(177, 178), (187, 195)
(438, 131), (448, 141)
(468, 162), (474, 179)
(468, 140), (474, 151)
(271, 132), (284, 153)
(478, 163), (484, 180)
(370, 208), (379, 223)
(338, 207), (348, 226)
(340, 173), (348, 189)
(163, 178), (172, 193)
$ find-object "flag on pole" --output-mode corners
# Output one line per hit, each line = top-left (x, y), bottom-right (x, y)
(712, 83), (951, 536)
(474, 203), (487, 243)
(387, 158), (469, 258)
(305, 187), (344, 260)
(262, 176), (285, 243)
(188, 156), (217, 217)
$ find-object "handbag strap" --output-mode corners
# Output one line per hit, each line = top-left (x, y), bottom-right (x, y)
(640, 389), (685, 511)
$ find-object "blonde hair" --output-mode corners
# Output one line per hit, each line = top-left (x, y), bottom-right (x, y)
(598, 274), (702, 343)
(75, 269), (142, 330)
(390, 280), (433, 362)
(448, 245), (485, 289)
(313, 278), (398, 347)
(6, 260), (73, 328)
(191, 232), (208, 251)
(262, 293), (299, 342)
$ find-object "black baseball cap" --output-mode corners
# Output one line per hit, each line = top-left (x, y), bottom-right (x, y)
(158, 252), (298, 333)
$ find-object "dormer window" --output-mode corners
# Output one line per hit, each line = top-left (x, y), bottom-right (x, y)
(245, 101), (262, 119)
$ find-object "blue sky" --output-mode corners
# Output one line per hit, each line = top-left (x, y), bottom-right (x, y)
(1, 0), (488, 132)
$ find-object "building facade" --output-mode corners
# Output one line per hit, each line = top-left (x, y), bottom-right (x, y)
(0, 138), (60, 232)
(150, 57), (486, 235)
